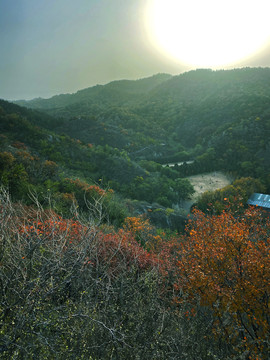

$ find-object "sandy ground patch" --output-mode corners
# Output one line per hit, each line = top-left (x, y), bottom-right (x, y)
(188, 171), (232, 201)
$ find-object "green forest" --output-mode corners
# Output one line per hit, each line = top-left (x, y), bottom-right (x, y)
(0, 68), (269, 359)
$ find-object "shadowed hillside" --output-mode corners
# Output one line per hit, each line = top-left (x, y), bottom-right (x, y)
(13, 68), (270, 190)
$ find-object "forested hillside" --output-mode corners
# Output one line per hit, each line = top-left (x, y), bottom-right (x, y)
(0, 99), (193, 228)
(1, 68), (269, 359)
(15, 68), (270, 188)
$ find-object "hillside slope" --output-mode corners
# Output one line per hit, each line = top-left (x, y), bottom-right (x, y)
(0, 99), (194, 228)
(15, 73), (172, 110)
(12, 68), (270, 187)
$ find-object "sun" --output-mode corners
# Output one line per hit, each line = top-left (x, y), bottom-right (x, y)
(144, 0), (270, 68)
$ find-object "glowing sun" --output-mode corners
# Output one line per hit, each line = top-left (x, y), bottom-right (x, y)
(145, 0), (270, 67)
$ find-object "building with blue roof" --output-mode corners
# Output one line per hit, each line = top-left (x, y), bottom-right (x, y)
(247, 193), (270, 210)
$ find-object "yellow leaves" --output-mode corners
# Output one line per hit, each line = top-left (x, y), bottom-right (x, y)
(0, 151), (15, 166)
(123, 215), (160, 250)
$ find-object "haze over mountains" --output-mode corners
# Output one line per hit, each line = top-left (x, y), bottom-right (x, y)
(14, 68), (270, 176)
(1, 67), (269, 214)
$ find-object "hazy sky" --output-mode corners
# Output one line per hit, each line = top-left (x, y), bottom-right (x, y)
(1, 0), (270, 100)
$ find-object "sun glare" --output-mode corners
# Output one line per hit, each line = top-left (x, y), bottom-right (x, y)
(145, 0), (270, 68)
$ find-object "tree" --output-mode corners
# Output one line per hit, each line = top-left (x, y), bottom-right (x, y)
(173, 178), (194, 204)
(0, 151), (29, 198)
(170, 206), (270, 358)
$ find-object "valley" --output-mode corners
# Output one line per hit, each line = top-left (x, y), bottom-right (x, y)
(0, 67), (270, 359)
(1, 67), (269, 225)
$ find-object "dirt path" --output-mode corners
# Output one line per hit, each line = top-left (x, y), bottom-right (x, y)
(188, 171), (232, 201)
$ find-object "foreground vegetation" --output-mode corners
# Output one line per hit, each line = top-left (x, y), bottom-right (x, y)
(0, 188), (269, 359)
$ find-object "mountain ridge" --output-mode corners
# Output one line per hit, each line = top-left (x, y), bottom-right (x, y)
(7, 67), (270, 190)
(14, 73), (172, 110)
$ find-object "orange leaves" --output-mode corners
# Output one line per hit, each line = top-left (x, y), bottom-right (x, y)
(88, 184), (106, 197)
(167, 206), (270, 355)
(123, 215), (162, 251)
(152, 205), (270, 356)
(11, 141), (27, 150)
(0, 151), (15, 167)
(16, 150), (35, 162)
(123, 216), (151, 237)
(11, 197), (270, 357)
(64, 178), (106, 197)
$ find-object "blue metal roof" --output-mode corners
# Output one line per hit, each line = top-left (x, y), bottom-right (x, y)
(247, 193), (270, 209)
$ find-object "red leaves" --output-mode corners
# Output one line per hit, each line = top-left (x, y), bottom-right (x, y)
(6, 183), (270, 360)
(14, 202), (270, 356)
(20, 214), (84, 246)
(96, 229), (157, 274)
(65, 178), (106, 197)
(19, 212), (157, 276)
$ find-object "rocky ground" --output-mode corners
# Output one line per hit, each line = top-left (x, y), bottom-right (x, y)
(188, 171), (232, 201)
(179, 171), (232, 213)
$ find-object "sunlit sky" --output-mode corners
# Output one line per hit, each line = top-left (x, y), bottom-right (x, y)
(1, 0), (270, 100)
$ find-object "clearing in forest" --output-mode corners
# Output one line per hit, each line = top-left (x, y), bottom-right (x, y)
(188, 171), (232, 201)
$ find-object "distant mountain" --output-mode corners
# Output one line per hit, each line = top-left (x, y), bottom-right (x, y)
(15, 73), (172, 110)
(12, 68), (270, 189)
(138, 67), (270, 146)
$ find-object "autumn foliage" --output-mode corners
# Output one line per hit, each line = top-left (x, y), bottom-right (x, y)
(123, 215), (162, 251)
(1, 189), (269, 359)
(18, 210), (156, 276)
(162, 206), (270, 358)
(96, 229), (156, 274)
(19, 214), (84, 247)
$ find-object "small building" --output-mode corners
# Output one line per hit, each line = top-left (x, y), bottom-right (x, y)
(247, 193), (270, 211)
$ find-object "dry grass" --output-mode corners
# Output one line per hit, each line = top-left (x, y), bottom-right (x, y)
(188, 171), (232, 201)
